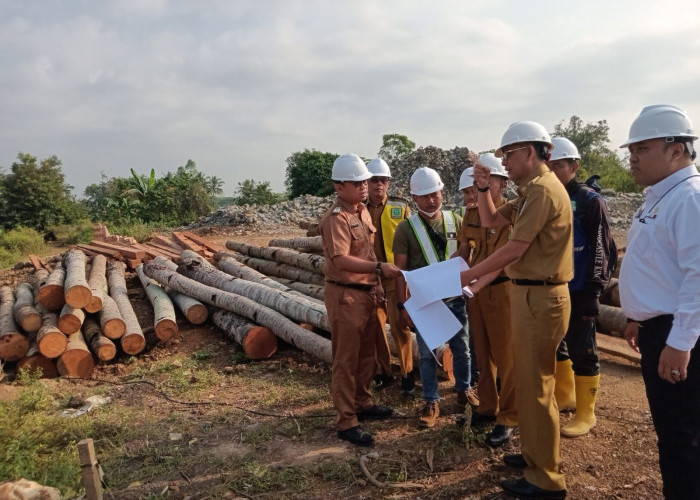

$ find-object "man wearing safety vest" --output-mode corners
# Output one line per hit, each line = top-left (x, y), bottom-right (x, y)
(393, 167), (477, 428)
(364, 158), (415, 394)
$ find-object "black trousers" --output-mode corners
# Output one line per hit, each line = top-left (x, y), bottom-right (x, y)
(555, 291), (600, 376)
(638, 315), (700, 500)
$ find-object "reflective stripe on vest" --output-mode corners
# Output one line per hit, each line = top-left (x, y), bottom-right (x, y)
(381, 200), (408, 264)
(407, 211), (458, 265)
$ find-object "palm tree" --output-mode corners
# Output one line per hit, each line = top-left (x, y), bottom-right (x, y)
(206, 175), (225, 197)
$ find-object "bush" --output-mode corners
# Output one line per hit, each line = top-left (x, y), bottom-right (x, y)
(0, 227), (47, 268)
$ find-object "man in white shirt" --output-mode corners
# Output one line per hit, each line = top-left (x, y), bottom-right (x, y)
(619, 104), (700, 500)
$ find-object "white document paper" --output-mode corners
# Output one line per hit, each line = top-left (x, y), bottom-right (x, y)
(401, 258), (465, 309)
(404, 297), (463, 351)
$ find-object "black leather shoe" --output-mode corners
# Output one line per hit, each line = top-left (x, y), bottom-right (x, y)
(400, 371), (416, 395)
(500, 477), (566, 499)
(373, 374), (394, 390)
(337, 426), (374, 446)
(503, 453), (527, 469)
(356, 405), (393, 422)
(486, 424), (516, 447)
(471, 412), (496, 427)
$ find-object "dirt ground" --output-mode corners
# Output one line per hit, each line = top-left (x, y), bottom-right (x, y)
(1, 225), (664, 499)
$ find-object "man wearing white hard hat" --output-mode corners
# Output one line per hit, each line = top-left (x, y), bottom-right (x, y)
(364, 158), (415, 395)
(460, 122), (573, 499)
(457, 167), (478, 216)
(456, 153), (518, 447)
(393, 167), (477, 428)
(546, 137), (617, 438)
(319, 153), (401, 447)
(619, 105), (700, 499)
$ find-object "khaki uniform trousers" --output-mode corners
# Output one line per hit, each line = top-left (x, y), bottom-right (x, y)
(325, 282), (381, 431)
(468, 280), (517, 426)
(510, 283), (570, 491)
(375, 278), (414, 377)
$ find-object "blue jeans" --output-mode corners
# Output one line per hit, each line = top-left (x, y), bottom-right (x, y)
(416, 297), (471, 402)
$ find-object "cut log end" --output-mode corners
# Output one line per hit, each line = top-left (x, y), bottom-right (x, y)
(17, 355), (58, 378)
(57, 353), (95, 378)
(102, 318), (126, 340)
(94, 344), (117, 362)
(185, 304), (208, 325)
(242, 326), (278, 360)
(38, 331), (68, 359)
(37, 287), (65, 311)
(20, 313), (42, 333)
(0, 334), (30, 362)
(154, 320), (178, 341)
(58, 316), (83, 335)
(121, 333), (146, 355)
(64, 286), (93, 309)
(84, 297), (104, 314)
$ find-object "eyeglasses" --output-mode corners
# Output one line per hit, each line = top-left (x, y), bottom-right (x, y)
(370, 177), (390, 184)
(347, 180), (368, 188)
(501, 145), (528, 161)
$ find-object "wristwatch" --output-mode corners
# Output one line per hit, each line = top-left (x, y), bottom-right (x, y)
(375, 262), (383, 276)
(477, 185), (490, 192)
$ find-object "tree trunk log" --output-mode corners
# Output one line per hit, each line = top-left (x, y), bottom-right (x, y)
(108, 261), (145, 354)
(213, 252), (291, 291)
(142, 260), (332, 363)
(57, 331), (95, 378)
(135, 264), (178, 341)
(13, 282), (41, 332)
(597, 304), (627, 337)
(17, 339), (58, 378)
(36, 266), (66, 311)
(58, 303), (86, 335)
(86, 254), (107, 313)
(99, 295), (126, 340)
(36, 307), (67, 359)
(177, 251), (330, 331)
(267, 236), (323, 252)
(147, 257), (209, 325)
(211, 309), (277, 359)
(228, 254), (325, 286)
(267, 277), (325, 301)
(83, 316), (117, 361)
(226, 241), (325, 275)
(0, 286), (30, 361)
(62, 249), (92, 309)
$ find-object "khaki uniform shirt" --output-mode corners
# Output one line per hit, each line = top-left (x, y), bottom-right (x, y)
(393, 212), (463, 271)
(367, 196), (389, 262)
(319, 197), (379, 286)
(457, 197), (510, 270)
(497, 165), (573, 282)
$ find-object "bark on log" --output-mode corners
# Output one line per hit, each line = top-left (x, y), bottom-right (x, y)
(226, 241), (326, 275)
(229, 254), (325, 286)
(148, 257), (209, 325)
(36, 307), (67, 359)
(13, 282), (41, 332)
(36, 266), (66, 311)
(99, 295), (126, 340)
(268, 236), (323, 252)
(83, 316), (116, 361)
(213, 252), (291, 292)
(86, 254), (107, 313)
(211, 309), (277, 359)
(58, 303), (86, 335)
(63, 249), (92, 309)
(143, 260), (332, 363)
(57, 331), (95, 378)
(17, 339), (58, 378)
(108, 261), (145, 354)
(267, 277), (325, 301)
(0, 286), (30, 361)
(177, 251), (330, 331)
(135, 264), (178, 341)
(597, 304), (627, 337)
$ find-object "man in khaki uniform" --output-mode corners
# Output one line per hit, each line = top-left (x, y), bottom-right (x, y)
(456, 153), (518, 448)
(364, 158), (414, 394)
(319, 153), (401, 447)
(461, 122), (572, 500)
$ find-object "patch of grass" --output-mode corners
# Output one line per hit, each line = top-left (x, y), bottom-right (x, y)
(0, 227), (47, 268)
(108, 222), (169, 242)
(222, 459), (309, 495)
(48, 221), (94, 246)
(240, 422), (276, 446)
(192, 347), (216, 361)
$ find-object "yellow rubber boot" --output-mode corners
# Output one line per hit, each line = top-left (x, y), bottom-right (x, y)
(561, 375), (600, 437)
(554, 359), (576, 411)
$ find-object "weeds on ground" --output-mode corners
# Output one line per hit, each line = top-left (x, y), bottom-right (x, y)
(0, 227), (47, 268)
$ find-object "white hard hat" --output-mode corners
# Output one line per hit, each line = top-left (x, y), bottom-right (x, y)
(331, 153), (373, 182)
(366, 158), (391, 178)
(620, 104), (698, 148)
(478, 153), (509, 178)
(410, 167), (444, 196)
(495, 121), (554, 158)
(550, 137), (581, 161)
(458, 167), (474, 190)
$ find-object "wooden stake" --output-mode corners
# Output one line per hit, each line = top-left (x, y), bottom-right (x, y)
(77, 438), (103, 500)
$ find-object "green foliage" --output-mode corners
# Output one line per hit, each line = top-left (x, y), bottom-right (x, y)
(234, 179), (286, 206)
(285, 149), (338, 198)
(0, 152), (87, 231)
(378, 133), (416, 163)
(0, 227), (47, 268)
(553, 116), (641, 192)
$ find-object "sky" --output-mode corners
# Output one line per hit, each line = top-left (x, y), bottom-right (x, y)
(2, 0), (700, 198)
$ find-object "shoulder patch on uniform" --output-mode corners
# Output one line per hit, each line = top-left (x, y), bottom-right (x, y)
(332, 207), (342, 215)
(390, 207), (402, 219)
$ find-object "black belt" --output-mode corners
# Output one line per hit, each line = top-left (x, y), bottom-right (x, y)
(489, 276), (511, 286)
(639, 314), (673, 330)
(511, 279), (566, 286)
(326, 280), (374, 291)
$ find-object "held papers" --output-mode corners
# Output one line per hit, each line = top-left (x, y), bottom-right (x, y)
(402, 257), (473, 351)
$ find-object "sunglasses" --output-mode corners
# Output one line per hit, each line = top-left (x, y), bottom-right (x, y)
(347, 180), (368, 188)
(501, 145), (528, 161)
(370, 177), (390, 184)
